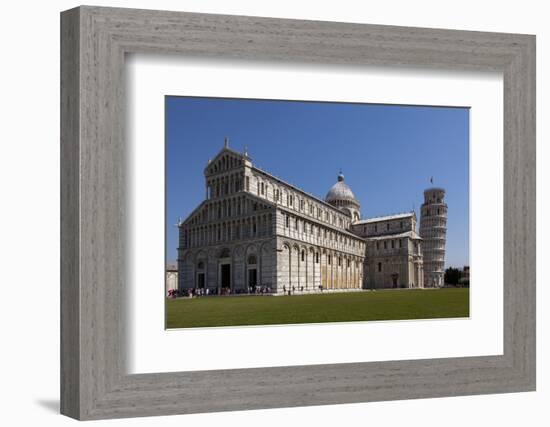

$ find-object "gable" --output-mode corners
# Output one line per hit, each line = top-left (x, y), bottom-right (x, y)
(204, 147), (248, 176)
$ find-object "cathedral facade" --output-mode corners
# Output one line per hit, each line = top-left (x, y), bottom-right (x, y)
(177, 143), (446, 294)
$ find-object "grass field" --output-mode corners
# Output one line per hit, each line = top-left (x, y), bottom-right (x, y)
(166, 288), (469, 329)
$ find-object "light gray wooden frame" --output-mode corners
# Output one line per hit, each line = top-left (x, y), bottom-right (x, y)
(61, 5), (536, 420)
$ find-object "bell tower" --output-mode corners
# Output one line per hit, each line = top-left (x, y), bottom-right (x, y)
(419, 187), (447, 287)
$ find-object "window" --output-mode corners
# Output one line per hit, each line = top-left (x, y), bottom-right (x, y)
(378, 262), (382, 272)
(400, 221), (403, 229)
(391, 240), (394, 249)
(376, 242), (379, 250)
(285, 216), (290, 228)
(245, 176), (250, 191)
(399, 239), (403, 248)
(248, 255), (257, 264)
(386, 223), (390, 231)
(261, 182), (264, 195)
(289, 195), (294, 206)
(295, 218), (299, 229)
(347, 259), (350, 267)
(328, 255), (332, 265)
(300, 199), (304, 210)
(301, 250), (305, 262)
(374, 224), (377, 232)
(338, 257), (342, 266)
(384, 241), (387, 249)
(316, 253), (319, 263)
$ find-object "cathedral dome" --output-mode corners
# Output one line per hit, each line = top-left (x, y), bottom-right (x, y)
(325, 173), (359, 206)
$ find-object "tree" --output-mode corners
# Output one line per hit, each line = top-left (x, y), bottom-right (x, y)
(444, 267), (461, 286)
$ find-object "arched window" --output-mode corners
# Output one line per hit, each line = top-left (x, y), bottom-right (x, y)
(219, 248), (230, 258)
(315, 253), (319, 263)
(248, 255), (257, 265)
(301, 250), (305, 262)
(197, 261), (205, 269)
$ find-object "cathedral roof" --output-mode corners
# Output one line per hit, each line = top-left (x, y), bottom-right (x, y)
(325, 173), (359, 205)
(355, 212), (415, 225)
(365, 230), (422, 240)
(251, 166), (351, 217)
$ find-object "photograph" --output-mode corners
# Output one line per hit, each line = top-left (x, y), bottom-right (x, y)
(165, 96), (470, 329)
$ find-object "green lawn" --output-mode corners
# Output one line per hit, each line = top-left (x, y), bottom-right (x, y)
(166, 288), (469, 329)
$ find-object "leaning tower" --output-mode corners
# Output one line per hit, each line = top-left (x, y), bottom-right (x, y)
(419, 187), (448, 287)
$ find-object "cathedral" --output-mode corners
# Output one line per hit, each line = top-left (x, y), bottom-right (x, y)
(177, 141), (447, 294)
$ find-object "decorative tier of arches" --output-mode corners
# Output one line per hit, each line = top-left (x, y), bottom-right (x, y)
(279, 242), (363, 292)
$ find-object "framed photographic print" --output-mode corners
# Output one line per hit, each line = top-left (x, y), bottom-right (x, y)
(61, 5), (536, 420)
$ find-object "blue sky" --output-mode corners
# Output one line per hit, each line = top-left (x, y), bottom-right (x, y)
(166, 96), (469, 269)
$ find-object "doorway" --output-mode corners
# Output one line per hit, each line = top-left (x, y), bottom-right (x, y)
(248, 268), (257, 291)
(221, 264), (231, 290)
(391, 273), (399, 288)
(197, 273), (205, 289)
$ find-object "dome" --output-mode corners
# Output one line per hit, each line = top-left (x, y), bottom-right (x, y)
(325, 173), (359, 205)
